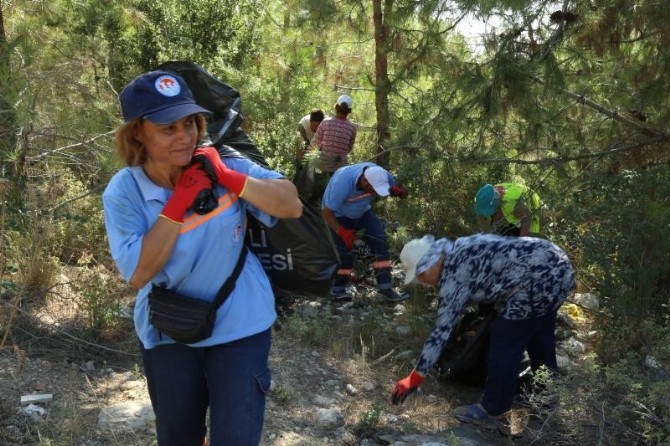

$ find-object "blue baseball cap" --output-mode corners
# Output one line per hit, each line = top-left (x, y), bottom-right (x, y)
(119, 70), (211, 124)
(474, 184), (500, 216)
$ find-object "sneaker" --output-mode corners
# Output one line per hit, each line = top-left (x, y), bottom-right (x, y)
(377, 288), (409, 302)
(453, 403), (502, 430)
(328, 287), (354, 302)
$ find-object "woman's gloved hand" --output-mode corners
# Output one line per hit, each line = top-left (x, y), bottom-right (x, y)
(391, 370), (424, 405)
(160, 163), (213, 223)
(192, 146), (248, 196)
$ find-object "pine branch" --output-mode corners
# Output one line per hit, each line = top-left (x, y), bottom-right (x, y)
(378, 135), (669, 165)
(530, 75), (666, 138)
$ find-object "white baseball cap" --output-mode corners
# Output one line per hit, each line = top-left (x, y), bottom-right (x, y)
(363, 166), (390, 196)
(400, 236), (433, 284)
(336, 94), (353, 110)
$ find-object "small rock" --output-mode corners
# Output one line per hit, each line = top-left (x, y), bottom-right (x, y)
(97, 400), (155, 432)
(345, 384), (358, 395)
(393, 304), (407, 315)
(361, 381), (376, 391)
(395, 325), (411, 336)
(561, 337), (586, 355)
(574, 292), (600, 310)
(385, 414), (399, 423)
(82, 360), (95, 373)
(297, 302), (321, 318)
(556, 354), (573, 370)
(313, 395), (336, 407)
(315, 407), (344, 428)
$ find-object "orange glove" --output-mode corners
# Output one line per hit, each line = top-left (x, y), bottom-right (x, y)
(336, 227), (357, 250)
(391, 370), (424, 405)
(160, 163), (213, 223)
(192, 146), (248, 196)
(389, 185), (408, 199)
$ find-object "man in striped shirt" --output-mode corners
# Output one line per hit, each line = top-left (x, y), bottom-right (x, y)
(307, 95), (358, 204)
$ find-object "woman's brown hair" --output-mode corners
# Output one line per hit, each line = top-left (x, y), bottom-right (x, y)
(114, 114), (208, 166)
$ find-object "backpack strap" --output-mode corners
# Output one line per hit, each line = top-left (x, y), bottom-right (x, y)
(211, 246), (248, 309)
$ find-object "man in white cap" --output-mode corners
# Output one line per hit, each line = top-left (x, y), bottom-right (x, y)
(301, 94), (358, 205)
(321, 162), (409, 302)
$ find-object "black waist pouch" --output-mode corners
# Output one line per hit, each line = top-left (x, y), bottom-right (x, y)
(148, 288), (216, 344)
(148, 247), (247, 344)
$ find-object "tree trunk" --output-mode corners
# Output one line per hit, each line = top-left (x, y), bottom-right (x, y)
(0, 3), (17, 170)
(373, 0), (391, 168)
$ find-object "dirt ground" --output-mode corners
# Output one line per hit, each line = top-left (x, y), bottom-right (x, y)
(0, 283), (577, 446)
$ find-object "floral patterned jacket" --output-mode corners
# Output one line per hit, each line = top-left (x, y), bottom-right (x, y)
(414, 234), (575, 375)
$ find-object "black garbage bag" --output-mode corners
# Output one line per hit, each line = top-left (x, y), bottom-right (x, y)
(436, 304), (497, 387)
(157, 61), (339, 297)
(156, 61), (243, 148)
(245, 199), (339, 296)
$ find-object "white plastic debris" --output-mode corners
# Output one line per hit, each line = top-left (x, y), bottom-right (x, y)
(20, 394), (53, 406)
(20, 404), (47, 418)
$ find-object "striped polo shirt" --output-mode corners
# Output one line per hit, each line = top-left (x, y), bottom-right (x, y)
(312, 116), (357, 170)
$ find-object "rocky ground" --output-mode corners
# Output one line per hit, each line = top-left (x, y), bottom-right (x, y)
(0, 275), (595, 446)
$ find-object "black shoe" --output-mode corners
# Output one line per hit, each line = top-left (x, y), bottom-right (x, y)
(328, 287), (354, 302)
(377, 288), (409, 302)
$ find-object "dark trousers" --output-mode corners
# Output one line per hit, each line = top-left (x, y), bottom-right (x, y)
(480, 311), (558, 416)
(331, 210), (392, 290)
(293, 168), (332, 208)
(140, 329), (272, 446)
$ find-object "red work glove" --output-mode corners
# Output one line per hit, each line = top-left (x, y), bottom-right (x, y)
(389, 185), (408, 199)
(160, 164), (213, 223)
(192, 146), (248, 196)
(336, 227), (357, 250)
(391, 370), (424, 405)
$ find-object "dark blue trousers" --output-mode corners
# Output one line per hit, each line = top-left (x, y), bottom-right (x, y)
(480, 311), (558, 416)
(140, 329), (272, 446)
(331, 210), (392, 290)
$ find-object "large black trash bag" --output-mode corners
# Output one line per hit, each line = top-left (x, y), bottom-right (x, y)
(157, 61), (339, 297)
(436, 304), (497, 387)
(156, 61), (244, 148)
(217, 144), (339, 297)
(245, 198), (340, 296)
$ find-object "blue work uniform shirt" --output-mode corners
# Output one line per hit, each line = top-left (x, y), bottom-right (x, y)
(321, 162), (396, 218)
(103, 155), (283, 349)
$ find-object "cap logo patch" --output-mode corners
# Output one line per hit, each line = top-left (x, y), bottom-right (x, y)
(154, 75), (181, 97)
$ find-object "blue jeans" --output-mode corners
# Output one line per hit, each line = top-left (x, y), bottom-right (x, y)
(331, 210), (392, 290)
(140, 329), (272, 446)
(480, 311), (558, 416)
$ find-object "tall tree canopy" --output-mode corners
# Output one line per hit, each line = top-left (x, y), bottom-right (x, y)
(1, 0), (668, 322)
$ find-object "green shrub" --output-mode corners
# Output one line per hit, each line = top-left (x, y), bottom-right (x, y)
(353, 404), (382, 437)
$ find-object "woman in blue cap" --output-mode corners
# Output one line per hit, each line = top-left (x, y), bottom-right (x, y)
(103, 70), (302, 446)
(474, 183), (541, 237)
(391, 234), (574, 425)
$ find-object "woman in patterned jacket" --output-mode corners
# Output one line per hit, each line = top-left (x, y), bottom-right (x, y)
(390, 234), (575, 424)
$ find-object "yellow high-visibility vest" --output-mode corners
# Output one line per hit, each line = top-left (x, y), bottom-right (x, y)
(496, 183), (541, 233)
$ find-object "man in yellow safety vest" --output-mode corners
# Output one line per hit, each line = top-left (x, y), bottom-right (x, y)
(474, 183), (541, 237)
